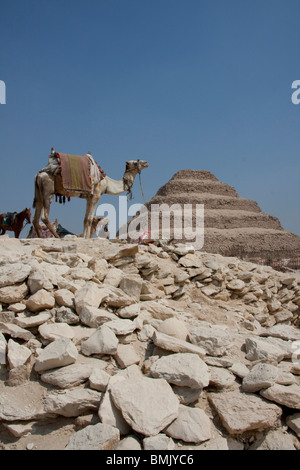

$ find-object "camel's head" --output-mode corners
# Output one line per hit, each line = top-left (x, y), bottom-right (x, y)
(126, 159), (149, 174)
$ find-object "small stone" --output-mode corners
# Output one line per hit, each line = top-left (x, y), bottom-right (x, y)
(34, 337), (78, 372)
(26, 289), (55, 312)
(80, 324), (118, 356)
(65, 423), (119, 450)
(164, 405), (211, 443)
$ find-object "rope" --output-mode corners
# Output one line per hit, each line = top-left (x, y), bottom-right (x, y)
(138, 171), (146, 204)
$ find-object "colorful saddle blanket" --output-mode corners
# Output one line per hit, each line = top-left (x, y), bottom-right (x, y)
(56, 153), (93, 194)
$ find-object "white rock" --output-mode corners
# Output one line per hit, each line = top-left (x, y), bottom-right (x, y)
(150, 352), (210, 389)
(80, 324), (118, 356)
(152, 330), (206, 357)
(116, 436), (142, 450)
(38, 322), (75, 341)
(242, 363), (278, 392)
(26, 289), (55, 312)
(117, 303), (140, 319)
(79, 305), (118, 328)
(143, 434), (175, 450)
(34, 337), (78, 372)
(105, 319), (136, 336)
(261, 324), (300, 341)
(157, 317), (190, 341)
(164, 405), (211, 443)
(208, 390), (282, 434)
(7, 339), (32, 369)
(0, 382), (46, 421)
(119, 276), (143, 301)
(0, 322), (34, 341)
(27, 268), (53, 294)
(89, 369), (111, 391)
(44, 388), (102, 417)
(0, 262), (31, 287)
(188, 324), (233, 357)
(260, 384), (300, 409)
(244, 336), (287, 362)
(0, 283), (28, 303)
(65, 423), (119, 450)
(286, 413), (300, 438)
(249, 429), (296, 450)
(114, 343), (140, 368)
(74, 282), (106, 314)
(14, 311), (52, 329)
(54, 289), (75, 308)
(110, 376), (179, 436)
(40, 362), (106, 389)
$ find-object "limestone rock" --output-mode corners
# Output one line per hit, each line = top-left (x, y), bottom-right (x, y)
(143, 434), (175, 450)
(0, 283), (28, 304)
(44, 388), (102, 417)
(188, 324), (233, 356)
(7, 339), (32, 369)
(152, 330), (206, 357)
(242, 363), (278, 392)
(89, 369), (111, 391)
(150, 352), (210, 389)
(15, 311), (52, 329)
(157, 317), (190, 341)
(0, 382), (46, 421)
(80, 324), (118, 356)
(116, 435), (142, 450)
(0, 322), (34, 341)
(244, 336), (287, 362)
(114, 343), (140, 368)
(260, 384), (300, 409)
(209, 390), (282, 434)
(74, 282), (106, 314)
(79, 305), (118, 328)
(249, 429), (296, 450)
(38, 322), (75, 341)
(26, 289), (55, 312)
(65, 422), (119, 450)
(40, 362), (106, 389)
(0, 263), (31, 287)
(34, 337), (78, 372)
(286, 413), (300, 438)
(110, 376), (179, 436)
(164, 405), (211, 443)
(54, 289), (75, 308)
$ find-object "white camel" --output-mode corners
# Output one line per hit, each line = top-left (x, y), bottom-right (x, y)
(33, 156), (149, 238)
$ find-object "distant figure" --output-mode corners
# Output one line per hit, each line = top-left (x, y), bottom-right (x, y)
(95, 217), (110, 239)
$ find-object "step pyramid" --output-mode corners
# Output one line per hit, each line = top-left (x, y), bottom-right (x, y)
(128, 170), (300, 269)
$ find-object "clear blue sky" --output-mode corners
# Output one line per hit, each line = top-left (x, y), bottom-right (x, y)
(1, 0), (299, 237)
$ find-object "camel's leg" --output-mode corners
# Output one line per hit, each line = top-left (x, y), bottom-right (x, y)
(33, 199), (43, 238)
(83, 188), (102, 238)
(41, 199), (59, 238)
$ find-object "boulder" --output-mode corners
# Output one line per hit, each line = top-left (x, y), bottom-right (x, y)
(0, 283), (28, 304)
(110, 376), (179, 436)
(242, 363), (278, 392)
(260, 384), (300, 409)
(7, 339), (32, 369)
(150, 352), (210, 389)
(34, 337), (78, 372)
(188, 324), (233, 356)
(0, 263), (31, 287)
(26, 289), (55, 312)
(80, 324), (118, 356)
(208, 390), (282, 434)
(43, 388), (102, 417)
(164, 405), (211, 443)
(65, 423), (119, 450)
(152, 331), (206, 357)
(40, 362), (106, 389)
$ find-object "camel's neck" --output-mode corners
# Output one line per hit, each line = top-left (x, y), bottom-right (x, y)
(105, 169), (138, 196)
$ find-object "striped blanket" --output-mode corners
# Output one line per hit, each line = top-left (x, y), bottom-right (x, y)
(57, 153), (92, 194)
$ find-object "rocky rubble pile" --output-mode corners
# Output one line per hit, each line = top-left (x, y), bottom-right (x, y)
(0, 235), (299, 450)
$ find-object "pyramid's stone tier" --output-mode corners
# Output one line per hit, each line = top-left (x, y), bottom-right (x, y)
(170, 170), (219, 181)
(169, 227), (300, 259)
(144, 209), (282, 230)
(146, 193), (261, 212)
(156, 180), (239, 198)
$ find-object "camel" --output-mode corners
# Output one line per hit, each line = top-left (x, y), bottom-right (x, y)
(33, 158), (149, 238)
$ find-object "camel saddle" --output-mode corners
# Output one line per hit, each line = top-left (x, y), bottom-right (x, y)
(55, 153), (106, 196)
